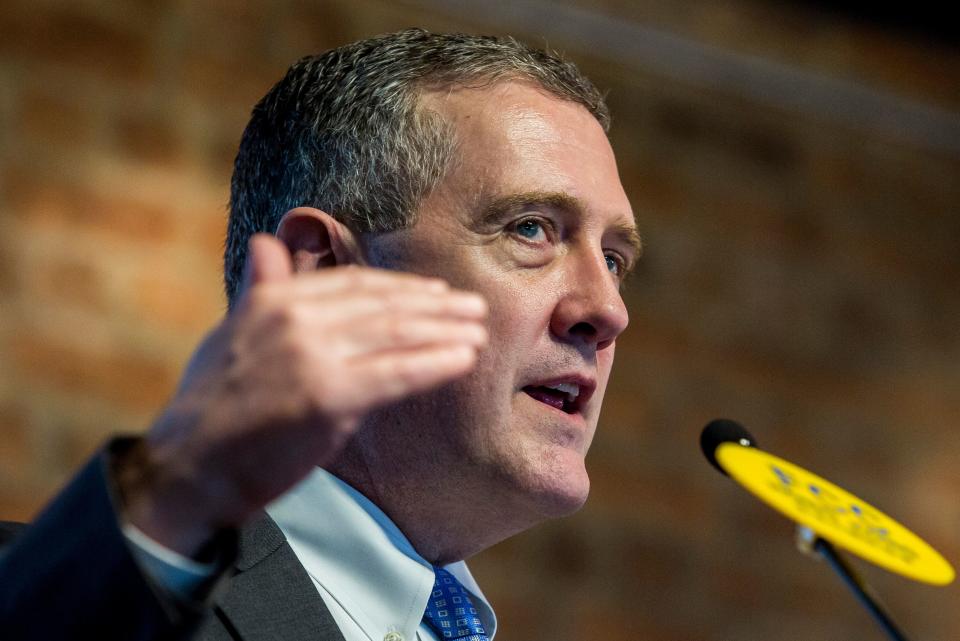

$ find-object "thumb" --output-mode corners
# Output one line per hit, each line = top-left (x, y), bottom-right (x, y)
(239, 233), (294, 294)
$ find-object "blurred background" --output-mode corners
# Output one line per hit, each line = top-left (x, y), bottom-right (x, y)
(0, 1), (957, 639)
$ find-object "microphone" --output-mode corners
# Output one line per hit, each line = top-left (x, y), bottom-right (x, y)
(699, 418), (757, 476)
(699, 418), (954, 586)
(701, 419), (959, 641)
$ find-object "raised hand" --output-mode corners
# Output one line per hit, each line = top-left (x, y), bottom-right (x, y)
(119, 233), (488, 556)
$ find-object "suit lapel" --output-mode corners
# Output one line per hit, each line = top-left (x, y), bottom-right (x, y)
(211, 514), (346, 641)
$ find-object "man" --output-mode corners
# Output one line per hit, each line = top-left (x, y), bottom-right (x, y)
(0, 28), (640, 641)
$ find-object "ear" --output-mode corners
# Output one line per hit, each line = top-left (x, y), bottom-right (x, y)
(275, 207), (362, 273)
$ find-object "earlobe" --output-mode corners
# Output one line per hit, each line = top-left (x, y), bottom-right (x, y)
(275, 207), (362, 272)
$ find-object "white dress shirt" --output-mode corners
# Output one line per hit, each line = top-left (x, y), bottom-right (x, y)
(266, 467), (497, 641)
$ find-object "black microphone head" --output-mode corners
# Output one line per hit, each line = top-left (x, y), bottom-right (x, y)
(700, 419), (759, 476)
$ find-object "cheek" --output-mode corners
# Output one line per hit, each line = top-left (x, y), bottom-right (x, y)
(597, 344), (616, 383)
(479, 301), (533, 383)
(484, 283), (545, 342)
(468, 287), (551, 408)
(587, 346), (617, 419)
(480, 267), (560, 331)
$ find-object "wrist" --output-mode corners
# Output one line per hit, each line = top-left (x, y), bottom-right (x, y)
(113, 438), (221, 560)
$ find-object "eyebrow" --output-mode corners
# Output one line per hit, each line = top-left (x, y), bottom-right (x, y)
(480, 190), (644, 270)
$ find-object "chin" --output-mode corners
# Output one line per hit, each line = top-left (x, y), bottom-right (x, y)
(524, 454), (592, 519)
(540, 490), (590, 519)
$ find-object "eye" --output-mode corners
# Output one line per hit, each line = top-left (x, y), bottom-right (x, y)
(605, 252), (626, 277)
(512, 217), (549, 242)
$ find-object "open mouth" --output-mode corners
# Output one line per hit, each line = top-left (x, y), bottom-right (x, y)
(522, 383), (580, 414)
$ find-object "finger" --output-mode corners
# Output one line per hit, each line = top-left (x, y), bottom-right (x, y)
(240, 234), (294, 294)
(335, 317), (488, 356)
(291, 289), (488, 326)
(276, 266), (453, 298)
(343, 344), (479, 410)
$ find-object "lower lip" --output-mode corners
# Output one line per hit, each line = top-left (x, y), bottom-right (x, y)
(521, 390), (586, 427)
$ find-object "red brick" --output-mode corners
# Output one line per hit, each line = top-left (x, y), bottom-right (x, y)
(572, 600), (665, 641)
(588, 464), (711, 532)
(114, 111), (187, 168)
(630, 163), (687, 218)
(484, 594), (541, 640)
(850, 29), (960, 111)
(60, 419), (120, 472)
(9, 333), (176, 413)
(206, 129), (243, 180)
(31, 256), (107, 313)
(178, 47), (279, 109)
(0, 483), (48, 522)
(0, 247), (15, 296)
(197, 209), (230, 268)
(0, 5), (152, 84)
(5, 166), (177, 243)
(133, 267), (223, 333)
(0, 2), (958, 638)
(17, 87), (97, 150)
(277, 3), (356, 56)
(0, 401), (33, 479)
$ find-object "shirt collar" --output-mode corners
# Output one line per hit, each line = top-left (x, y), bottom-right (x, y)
(267, 467), (497, 640)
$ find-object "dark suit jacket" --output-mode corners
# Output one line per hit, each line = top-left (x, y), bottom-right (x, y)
(0, 445), (347, 641)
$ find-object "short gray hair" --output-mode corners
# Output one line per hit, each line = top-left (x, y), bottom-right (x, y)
(225, 28), (610, 306)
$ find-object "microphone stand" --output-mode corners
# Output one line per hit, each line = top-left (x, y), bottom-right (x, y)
(796, 526), (911, 641)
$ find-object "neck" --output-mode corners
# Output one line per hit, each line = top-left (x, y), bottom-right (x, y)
(326, 427), (544, 566)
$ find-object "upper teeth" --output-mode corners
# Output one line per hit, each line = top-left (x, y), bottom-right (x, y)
(546, 382), (580, 401)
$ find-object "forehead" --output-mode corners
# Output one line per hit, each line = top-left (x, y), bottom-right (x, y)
(420, 81), (634, 228)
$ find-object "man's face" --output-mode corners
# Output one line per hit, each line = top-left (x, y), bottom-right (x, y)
(362, 81), (638, 520)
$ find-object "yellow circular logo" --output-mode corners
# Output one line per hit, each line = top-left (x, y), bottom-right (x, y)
(716, 443), (955, 586)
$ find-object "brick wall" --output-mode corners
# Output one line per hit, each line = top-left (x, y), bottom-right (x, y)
(1, 1), (957, 639)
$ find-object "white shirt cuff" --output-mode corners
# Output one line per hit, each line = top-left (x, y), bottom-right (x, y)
(123, 521), (218, 601)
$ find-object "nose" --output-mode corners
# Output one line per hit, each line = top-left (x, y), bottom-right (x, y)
(550, 251), (629, 351)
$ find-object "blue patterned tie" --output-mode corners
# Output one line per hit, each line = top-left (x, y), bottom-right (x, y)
(423, 567), (489, 641)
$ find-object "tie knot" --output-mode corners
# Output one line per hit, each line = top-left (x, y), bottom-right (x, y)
(423, 568), (489, 641)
